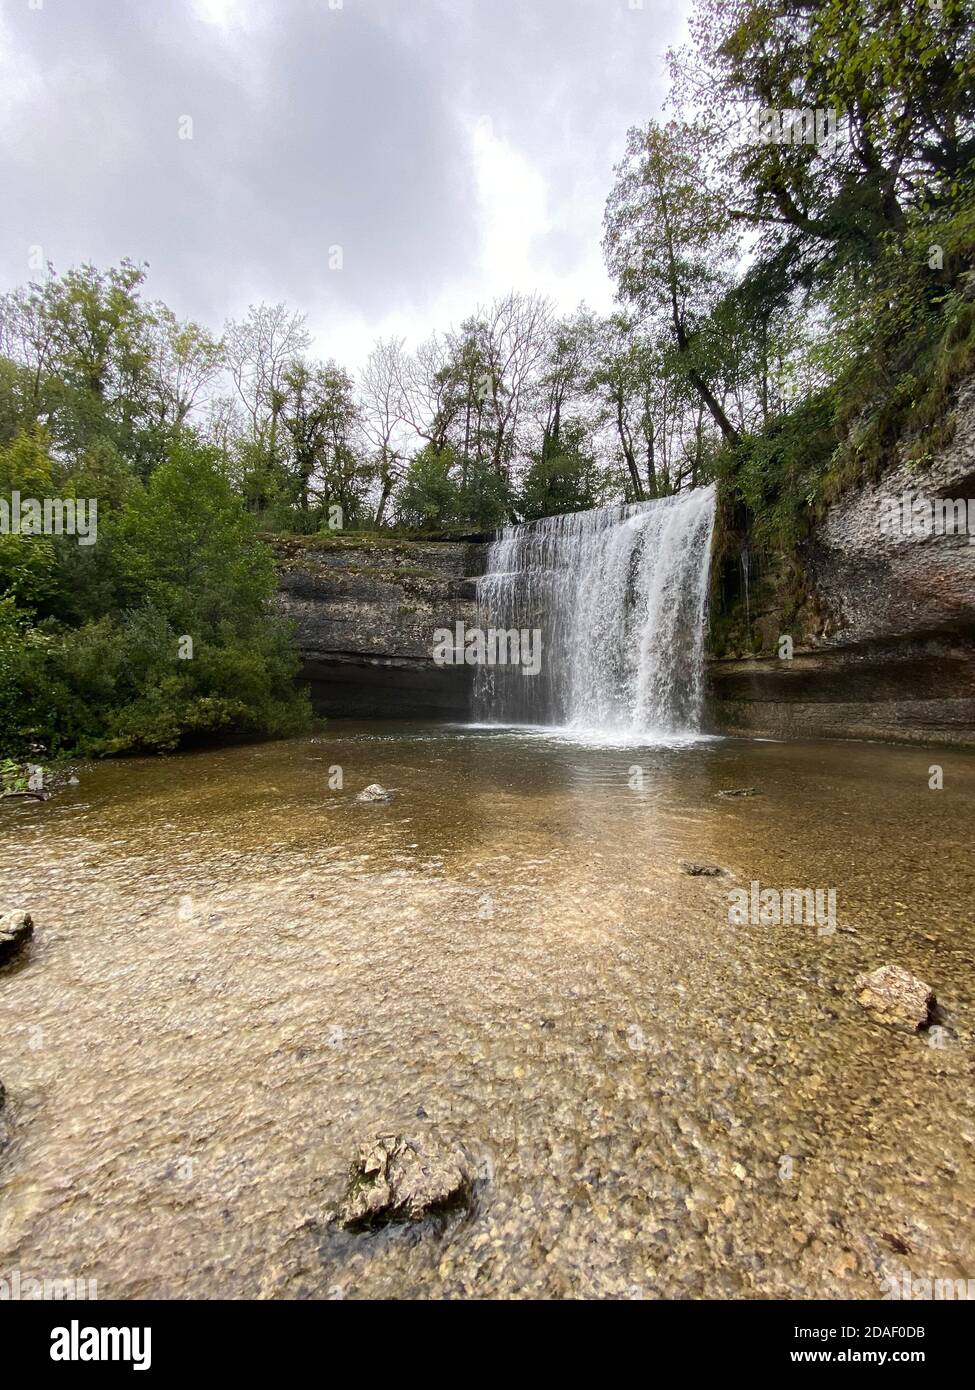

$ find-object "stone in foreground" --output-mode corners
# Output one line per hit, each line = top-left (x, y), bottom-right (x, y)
(854, 964), (936, 1032)
(336, 1133), (475, 1230)
(0, 911), (33, 965)
(356, 783), (393, 803)
(680, 861), (728, 877)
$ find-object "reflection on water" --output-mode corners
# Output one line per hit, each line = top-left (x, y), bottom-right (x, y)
(0, 723), (973, 1299)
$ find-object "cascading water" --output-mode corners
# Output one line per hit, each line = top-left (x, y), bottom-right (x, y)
(472, 485), (716, 736)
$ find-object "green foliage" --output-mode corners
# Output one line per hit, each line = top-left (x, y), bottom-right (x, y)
(459, 456), (513, 530)
(0, 755), (28, 792)
(0, 430), (61, 612)
(519, 422), (607, 521)
(112, 441), (271, 624)
(395, 445), (463, 529)
(715, 392), (838, 553)
(0, 598), (30, 751)
(16, 605), (308, 756)
(821, 193), (975, 483)
(0, 424), (310, 756)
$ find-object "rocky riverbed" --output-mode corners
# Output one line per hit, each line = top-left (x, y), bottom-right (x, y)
(1, 724), (973, 1299)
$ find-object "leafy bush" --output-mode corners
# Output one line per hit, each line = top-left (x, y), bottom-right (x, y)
(1, 437), (311, 756)
(394, 446), (463, 529)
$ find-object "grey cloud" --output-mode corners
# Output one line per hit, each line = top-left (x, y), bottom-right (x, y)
(0, 0), (687, 342)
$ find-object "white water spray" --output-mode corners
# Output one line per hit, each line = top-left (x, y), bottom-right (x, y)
(473, 486), (716, 735)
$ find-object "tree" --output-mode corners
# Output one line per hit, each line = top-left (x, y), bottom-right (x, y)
(520, 419), (606, 521)
(675, 0), (974, 293)
(0, 260), (165, 470)
(394, 444), (462, 530)
(395, 332), (464, 454)
(479, 291), (554, 481)
(278, 359), (365, 526)
(223, 302), (311, 508)
(605, 120), (744, 446)
(360, 337), (407, 528)
(535, 309), (598, 481)
(0, 429), (60, 613)
(148, 307), (224, 434)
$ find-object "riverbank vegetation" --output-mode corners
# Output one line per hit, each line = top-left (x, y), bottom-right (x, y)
(607, 0), (973, 649)
(0, 265), (311, 756)
(0, 0), (971, 752)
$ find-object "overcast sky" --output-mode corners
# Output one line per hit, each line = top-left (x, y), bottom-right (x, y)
(0, 0), (690, 369)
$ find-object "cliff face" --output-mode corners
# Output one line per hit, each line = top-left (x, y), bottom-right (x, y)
(275, 381), (974, 744)
(707, 378), (975, 746)
(274, 536), (486, 718)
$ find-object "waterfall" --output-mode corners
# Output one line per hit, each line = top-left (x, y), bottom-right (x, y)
(472, 485), (716, 736)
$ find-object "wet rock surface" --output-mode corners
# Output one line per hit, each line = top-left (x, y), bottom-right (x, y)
(0, 1079), (9, 1150)
(707, 376), (975, 747)
(811, 376), (975, 650)
(336, 1133), (475, 1230)
(0, 911), (33, 965)
(854, 965), (936, 1032)
(356, 784), (393, 803)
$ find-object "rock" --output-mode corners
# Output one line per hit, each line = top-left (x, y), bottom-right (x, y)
(336, 1133), (475, 1230)
(715, 787), (760, 799)
(0, 911), (33, 966)
(356, 783), (393, 803)
(680, 861), (728, 877)
(853, 964), (936, 1031)
(273, 536), (485, 719)
(0, 1079), (9, 1151)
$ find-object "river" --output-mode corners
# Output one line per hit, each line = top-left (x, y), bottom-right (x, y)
(1, 722), (973, 1298)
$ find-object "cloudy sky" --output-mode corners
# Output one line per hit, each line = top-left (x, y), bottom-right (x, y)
(0, 0), (690, 369)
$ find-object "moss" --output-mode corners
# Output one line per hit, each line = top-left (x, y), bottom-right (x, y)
(824, 296), (975, 504)
(261, 530), (418, 555)
(709, 299), (975, 659)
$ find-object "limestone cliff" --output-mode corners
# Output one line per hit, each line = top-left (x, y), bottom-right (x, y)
(274, 380), (974, 745)
(273, 536), (485, 718)
(707, 378), (975, 746)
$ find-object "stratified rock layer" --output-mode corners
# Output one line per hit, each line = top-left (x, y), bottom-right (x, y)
(707, 377), (975, 746)
(273, 537), (486, 718)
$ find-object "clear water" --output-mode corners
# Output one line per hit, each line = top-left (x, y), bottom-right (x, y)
(1, 724), (973, 1299)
